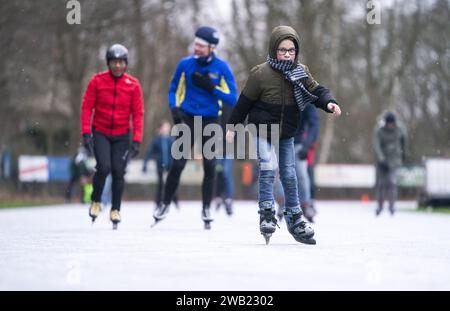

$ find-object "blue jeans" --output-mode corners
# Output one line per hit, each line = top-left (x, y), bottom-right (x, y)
(218, 158), (234, 199)
(101, 174), (112, 207)
(256, 137), (300, 214)
(296, 159), (311, 205)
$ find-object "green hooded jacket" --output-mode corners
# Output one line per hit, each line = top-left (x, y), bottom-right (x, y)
(373, 122), (407, 169)
(228, 26), (337, 139)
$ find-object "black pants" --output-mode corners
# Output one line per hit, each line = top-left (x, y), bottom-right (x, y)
(163, 112), (217, 206)
(155, 167), (178, 206)
(375, 164), (398, 211)
(65, 176), (78, 202)
(91, 131), (130, 211)
(307, 164), (316, 200)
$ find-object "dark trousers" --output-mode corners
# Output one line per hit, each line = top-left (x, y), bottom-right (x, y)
(65, 176), (78, 202)
(155, 167), (178, 206)
(376, 164), (398, 211)
(91, 131), (130, 211)
(307, 164), (316, 200)
(163, 112), (217, 206)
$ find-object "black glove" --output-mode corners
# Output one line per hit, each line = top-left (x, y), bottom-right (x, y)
(298, 145), (309, 160)
(378, 160), (389, 171)
(171, 107), (183, 125)
(83, 134), (94, 157)
(129, 141), (140, 159)
(295, 144), (308, 160)
(192, 72), (215, 93)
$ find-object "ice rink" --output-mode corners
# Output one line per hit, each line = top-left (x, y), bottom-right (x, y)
(1, 200), (449, 291)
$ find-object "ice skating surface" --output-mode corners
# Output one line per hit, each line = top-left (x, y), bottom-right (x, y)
(1, 201), (449, 291)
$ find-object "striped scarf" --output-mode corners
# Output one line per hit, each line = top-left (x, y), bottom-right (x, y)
(267, 56), (318, 111)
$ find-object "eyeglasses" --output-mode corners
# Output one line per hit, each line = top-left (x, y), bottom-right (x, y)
(277, 48), (296, 55)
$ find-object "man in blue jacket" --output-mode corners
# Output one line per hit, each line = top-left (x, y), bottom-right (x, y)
(153, 26), (237, 229)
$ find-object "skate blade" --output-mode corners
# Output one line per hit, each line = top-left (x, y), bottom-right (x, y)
(296, 237), (316, 245)
(151, 218), (162, 228)
(262, 233), (272, 245)
(204, 221), (212, 230)
(112, 223), (118, 230)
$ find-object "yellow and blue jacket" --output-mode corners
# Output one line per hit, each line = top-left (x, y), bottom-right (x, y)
(168, 54), (237, 117)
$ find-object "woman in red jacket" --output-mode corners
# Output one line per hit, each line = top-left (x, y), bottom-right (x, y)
(81, 44), (144, 229)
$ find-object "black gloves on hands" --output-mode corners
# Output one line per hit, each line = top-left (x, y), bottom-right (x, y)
(171, 107), (183, 125)
(298, 146), (308, 160)
(83, 134), (94, 157)
(192, 72), (215, 93)
(295, 144), (308, 160)
(129, 141), (140, 159)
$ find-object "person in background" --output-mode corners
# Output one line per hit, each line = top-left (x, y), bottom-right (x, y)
(65, 146), (93, 204)
(373, 111), (407, 216)
(294, 103), (320, 222)
(143, 120), (179, 210)
(81, 44), (144, 229)
(214, 104), (235, 216)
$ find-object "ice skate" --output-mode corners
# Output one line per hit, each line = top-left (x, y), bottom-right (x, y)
(110, 209), (121, 230)
(215, 197), (223, 211)
(302, 204), (316, 223)
(202, 204), (214, 230)
(284, 210), (316, 245)
(389, 206), (395, 216)
(173, 201), (180, 210)
(276, 204), (284, 222)
(151, 203), (169, 227)
(259, 206), (279, 245)
(89, 202), (102, 224)
(224, 198), (233, 216)
(375, 205), (383, 216)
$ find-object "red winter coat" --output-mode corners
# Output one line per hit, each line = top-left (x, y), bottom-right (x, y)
(81, 71), (144, 142)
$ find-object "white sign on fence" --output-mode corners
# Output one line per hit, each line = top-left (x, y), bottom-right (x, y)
(125, 160), (157, 184)
(425, 158), (450, 196)
(19, 156), (49, 182)
(316, 164), (376, 188)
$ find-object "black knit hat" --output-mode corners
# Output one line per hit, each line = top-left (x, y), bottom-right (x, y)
(384, 111), (396, 124)
(195, 26), (220, 46)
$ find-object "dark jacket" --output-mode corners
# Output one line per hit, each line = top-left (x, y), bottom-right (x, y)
(143, 135), (174, 171)
(294, 103), (320, 148)
(228, 26), (337, 139)
(373, 123), (407, 169)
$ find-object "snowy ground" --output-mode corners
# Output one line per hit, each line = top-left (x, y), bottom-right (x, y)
(0, 200), (449, 291)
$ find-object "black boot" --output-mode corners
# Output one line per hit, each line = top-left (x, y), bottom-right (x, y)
(151, 203), (170, 227)
(258, 202), (280, 245)
(202, 204), (214, 229)
(284, 210), (316, 245)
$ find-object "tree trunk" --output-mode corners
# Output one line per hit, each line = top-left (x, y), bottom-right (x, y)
(318, 0), (340, 164)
